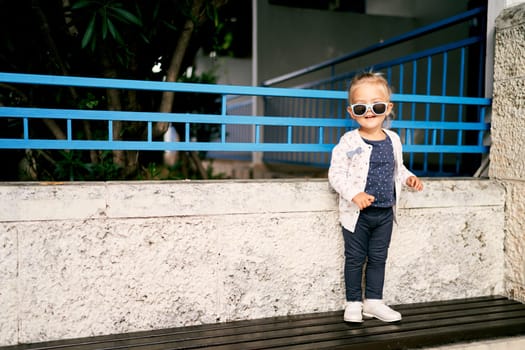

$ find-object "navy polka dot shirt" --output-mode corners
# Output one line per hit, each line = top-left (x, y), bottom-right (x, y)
(363, 135), (396, 207)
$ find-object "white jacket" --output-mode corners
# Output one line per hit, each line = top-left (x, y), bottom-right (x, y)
(328, 129), (414, 232)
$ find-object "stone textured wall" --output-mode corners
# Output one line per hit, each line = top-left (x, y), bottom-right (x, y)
(0, 179), (505, 346)
(491, 2), (525, 303)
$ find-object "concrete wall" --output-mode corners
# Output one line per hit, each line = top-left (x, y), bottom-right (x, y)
(0, 179), (505, 346)
(490, 1), (525, 303)
(507, 0), (525, 7)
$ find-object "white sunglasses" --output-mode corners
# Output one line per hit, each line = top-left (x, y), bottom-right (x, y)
(349, 102), (389, 116)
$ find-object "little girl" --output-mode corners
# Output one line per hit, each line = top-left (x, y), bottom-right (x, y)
(328, 72), (423, 323)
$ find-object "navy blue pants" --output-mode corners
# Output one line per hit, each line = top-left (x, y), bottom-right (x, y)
(342, 206), (394, 302)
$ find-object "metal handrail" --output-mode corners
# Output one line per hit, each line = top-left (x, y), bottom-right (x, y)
(0, 73), (490, 157)
(262, 7), (485, 87)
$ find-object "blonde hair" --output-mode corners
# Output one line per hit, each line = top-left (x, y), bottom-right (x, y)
(348, 71), (392, 104)
(347, 71), (395, 125)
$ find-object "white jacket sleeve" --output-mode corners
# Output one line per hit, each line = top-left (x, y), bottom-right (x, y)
(328, 135), (368, 203)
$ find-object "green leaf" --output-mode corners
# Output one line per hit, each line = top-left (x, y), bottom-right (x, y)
(106, 18), (116, 38)
(152, 1), (160, 20)
(222, 32), (233, 51)
(71, 0), (95, 10)
(90, 33), (97, 52)
(161, 20), (178, 32)
(106, 18), (124, 46)
(213, 7), (219, 27)
(81, 14), (96, 48)
(113, 28), (125, 46)
(109, 7), (142, 26)
(101, 15), (108, 39)
(139, 33), (150, 44)
(134, 2), (143, 20)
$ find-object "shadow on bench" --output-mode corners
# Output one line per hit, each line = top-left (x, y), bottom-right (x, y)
(2, 295), (525, 350)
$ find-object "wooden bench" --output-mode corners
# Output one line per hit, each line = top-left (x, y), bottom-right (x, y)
(2, 295), (525, 350)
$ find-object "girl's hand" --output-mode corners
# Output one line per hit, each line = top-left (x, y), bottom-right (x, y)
(406, 176), (423, 191)
(352, 192), (375, 210)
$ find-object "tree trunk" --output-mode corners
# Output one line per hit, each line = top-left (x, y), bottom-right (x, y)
(155, 0), (209, 179)
(100, 54), (140, 177)
(33, 0), (98, 164)
(62, 0), (79, 37)
(32, 0), (70, 141)
(155, 0), (206, 136)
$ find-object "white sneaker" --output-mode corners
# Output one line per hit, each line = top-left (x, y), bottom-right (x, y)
(363, 299), (402, 322)
(344, 301), (363, 323)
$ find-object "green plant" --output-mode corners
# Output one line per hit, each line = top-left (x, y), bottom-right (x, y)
(54, 150), (122, 181)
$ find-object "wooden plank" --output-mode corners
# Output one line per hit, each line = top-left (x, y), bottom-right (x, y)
(190, 313), (525, 350)
(1, 296), (524, 350)
(119, 300), (525, 350)
(294, 318), (525, 350)
(8, 296), (512, 350)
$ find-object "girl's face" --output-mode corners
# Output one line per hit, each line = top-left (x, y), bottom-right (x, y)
(347, 81), (393, 132)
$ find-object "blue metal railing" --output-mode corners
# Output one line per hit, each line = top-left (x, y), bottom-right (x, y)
(0, 72), (490, 176)
(256, 6), (488, 175)
(261, 7), (485, 88)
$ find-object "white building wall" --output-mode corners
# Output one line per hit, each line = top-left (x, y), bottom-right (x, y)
(506, 0), (525, 7)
